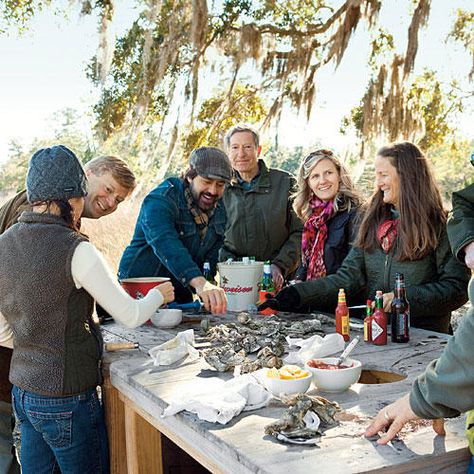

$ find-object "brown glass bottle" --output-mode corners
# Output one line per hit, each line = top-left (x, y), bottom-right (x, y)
(391, 273), (410, 343)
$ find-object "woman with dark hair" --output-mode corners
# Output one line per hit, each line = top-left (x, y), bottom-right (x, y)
(0, 146), (174, 473)
(260, 142), (470, 333)
(292, 149), (361, 283)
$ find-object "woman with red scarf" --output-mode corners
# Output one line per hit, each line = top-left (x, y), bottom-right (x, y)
(292, 149), (361, 283)
(261, 142), (470, 333)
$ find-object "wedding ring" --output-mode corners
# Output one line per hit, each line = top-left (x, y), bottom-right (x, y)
(384, 410), (391, 422)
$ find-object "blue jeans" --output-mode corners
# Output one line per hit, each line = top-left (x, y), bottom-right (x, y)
(468, 455), (474, 474)
(12, 385), (109, 474)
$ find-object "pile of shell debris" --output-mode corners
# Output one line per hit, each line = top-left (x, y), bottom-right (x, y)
(201, 312), (334, 373)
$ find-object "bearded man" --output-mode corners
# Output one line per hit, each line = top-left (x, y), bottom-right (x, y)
(119, 147), (230, 314)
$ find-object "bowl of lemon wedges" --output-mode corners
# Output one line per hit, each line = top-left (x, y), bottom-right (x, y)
(263, 365), (312, 397)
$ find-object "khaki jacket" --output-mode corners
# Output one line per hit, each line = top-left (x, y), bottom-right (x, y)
(0, 190), (30, 235)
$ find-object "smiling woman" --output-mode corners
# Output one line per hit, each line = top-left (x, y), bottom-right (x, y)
(263, 141), (471, 334)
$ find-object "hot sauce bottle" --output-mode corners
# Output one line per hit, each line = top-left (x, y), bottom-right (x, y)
(335, 288), (350, 342)
(372, 290), (388, 345)
(363, 299), (373, 343)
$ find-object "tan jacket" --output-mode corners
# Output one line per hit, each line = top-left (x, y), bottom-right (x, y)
(0, 190), (30, 235)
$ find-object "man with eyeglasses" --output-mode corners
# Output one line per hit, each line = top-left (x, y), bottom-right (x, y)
(220, 124), (302, 289)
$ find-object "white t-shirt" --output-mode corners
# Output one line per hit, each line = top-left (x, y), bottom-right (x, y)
(0, 241), (164, 348)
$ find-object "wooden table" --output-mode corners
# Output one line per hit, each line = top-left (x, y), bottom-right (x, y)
(101, 314), (470, 474)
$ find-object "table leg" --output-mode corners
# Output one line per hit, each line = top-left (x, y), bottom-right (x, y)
(124, 402), (163, 474)
(102, 376), (127, 474)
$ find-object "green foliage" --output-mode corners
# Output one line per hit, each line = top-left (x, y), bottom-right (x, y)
(181, 85), (267, 156)
(0, 1), (49, 33)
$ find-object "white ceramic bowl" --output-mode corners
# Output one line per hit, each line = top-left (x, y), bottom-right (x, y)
(263, 369), (312, 397)
(305, 357), (362, 393)
(151, 309), (182, 328)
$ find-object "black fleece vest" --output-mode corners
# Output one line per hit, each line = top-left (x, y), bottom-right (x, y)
(0, 212), (102, 396)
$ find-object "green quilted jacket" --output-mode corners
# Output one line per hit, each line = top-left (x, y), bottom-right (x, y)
(294, 225), (470, 333)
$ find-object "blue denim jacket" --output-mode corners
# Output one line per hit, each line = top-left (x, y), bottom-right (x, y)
(118, 178), (226, 301)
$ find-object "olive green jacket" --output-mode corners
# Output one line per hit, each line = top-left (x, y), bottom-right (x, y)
(447, 183), (474, 263)
(409, 183), (474, 428)
(219, 160), (302, 276)
(0, 190), (30, 235)
(293, 226), (470, 333)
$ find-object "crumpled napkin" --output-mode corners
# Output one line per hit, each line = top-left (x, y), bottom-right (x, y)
(148, 329), (200, 366)
(162, 374), (271, 424)
(284, 333), (345, 365)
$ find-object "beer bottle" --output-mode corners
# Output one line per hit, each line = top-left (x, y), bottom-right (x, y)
(335, 289), (350, 342)
(203, 261), (213, 283)
(372, 290), (388, 345)
(391, 273), (410, 343)
(260, 261), (275, 293)
(363, 299), (372, 343)
(259, 260), (276, 315)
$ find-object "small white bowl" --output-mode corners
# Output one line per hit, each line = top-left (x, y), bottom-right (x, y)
(305, 357), (362, 393)
(151, 309), (182, 328)
(263, 369), (312, 398)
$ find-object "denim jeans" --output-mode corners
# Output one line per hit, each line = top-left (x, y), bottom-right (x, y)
(468, 455), (474, 474)
(12, 385), (109, 474)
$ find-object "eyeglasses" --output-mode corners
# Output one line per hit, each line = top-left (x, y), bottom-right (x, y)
(303, 149), (334, 165)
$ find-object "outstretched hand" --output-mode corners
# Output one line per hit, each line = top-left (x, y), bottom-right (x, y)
(365, 394), (445, 444)
(256, 285), (301, 312)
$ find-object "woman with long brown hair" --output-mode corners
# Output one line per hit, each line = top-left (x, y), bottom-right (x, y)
(261, 142), (470, 333)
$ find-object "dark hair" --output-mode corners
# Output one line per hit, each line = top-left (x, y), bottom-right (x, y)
(180, 167), (198, 181)
(355, 142), (446, 260)
(38, 200), (81, 233)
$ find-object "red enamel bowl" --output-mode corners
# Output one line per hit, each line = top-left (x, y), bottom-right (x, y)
(120, 277), (170, 299)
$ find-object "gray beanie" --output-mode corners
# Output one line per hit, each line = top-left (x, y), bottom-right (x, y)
(189, 147), (233, 182)
(26, 145), (88, 204)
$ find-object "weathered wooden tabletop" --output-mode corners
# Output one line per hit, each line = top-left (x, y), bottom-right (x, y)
(102, 313), (470, 474)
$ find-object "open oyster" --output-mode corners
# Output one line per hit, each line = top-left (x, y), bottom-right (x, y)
(264, 393), (340, 444)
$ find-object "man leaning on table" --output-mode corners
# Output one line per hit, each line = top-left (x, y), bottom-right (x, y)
(366, 178), (474, 472)
(119, 147), (230, 314)
(219, 124), (302, 290)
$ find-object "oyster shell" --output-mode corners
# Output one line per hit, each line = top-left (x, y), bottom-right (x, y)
(204, 344), (245, 372)
(264, 394), (339, 442)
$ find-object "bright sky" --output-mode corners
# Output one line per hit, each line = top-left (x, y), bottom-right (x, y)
(0, 1), (472, 165)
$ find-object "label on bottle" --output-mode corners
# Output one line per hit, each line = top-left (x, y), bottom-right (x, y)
(342, 315), (349, 336)
(371, 320), (383, 341)
(364, 320), (368, 342)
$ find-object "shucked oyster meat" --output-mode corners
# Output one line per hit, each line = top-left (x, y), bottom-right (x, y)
(265, 393), (340, 443)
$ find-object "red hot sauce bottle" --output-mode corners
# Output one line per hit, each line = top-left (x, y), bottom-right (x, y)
(335, 289), (350, 342)
(372, 290), (388, 345)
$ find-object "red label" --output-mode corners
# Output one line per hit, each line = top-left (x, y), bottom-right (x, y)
(221, 285), (253, 294)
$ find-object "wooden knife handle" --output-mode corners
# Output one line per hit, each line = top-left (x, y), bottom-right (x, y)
(105, 342), (138, 352)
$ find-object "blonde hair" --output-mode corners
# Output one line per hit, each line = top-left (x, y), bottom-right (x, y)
(292, 149), (360, 222)
(85, 156), (136, 193)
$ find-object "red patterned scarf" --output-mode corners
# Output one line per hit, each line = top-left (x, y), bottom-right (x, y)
(301, 196), (334, 280)
(377, 219), (399, 253)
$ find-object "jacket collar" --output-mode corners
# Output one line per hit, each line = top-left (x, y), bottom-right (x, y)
(231, 159), (270, 191)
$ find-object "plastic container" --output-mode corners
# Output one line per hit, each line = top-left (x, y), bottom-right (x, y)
(120, 277), (170, 299)
(217, 261), (264, 312)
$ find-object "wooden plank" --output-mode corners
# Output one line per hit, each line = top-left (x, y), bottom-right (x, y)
(123, 401), (163, 474)
(102, 375), (127, 474)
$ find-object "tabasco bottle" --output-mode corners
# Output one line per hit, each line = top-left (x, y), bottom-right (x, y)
(335, 289), (350, 342)
(372, 290), (388, 345)
(363, 299), (373, 343)
(391, 273), (410, 343)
